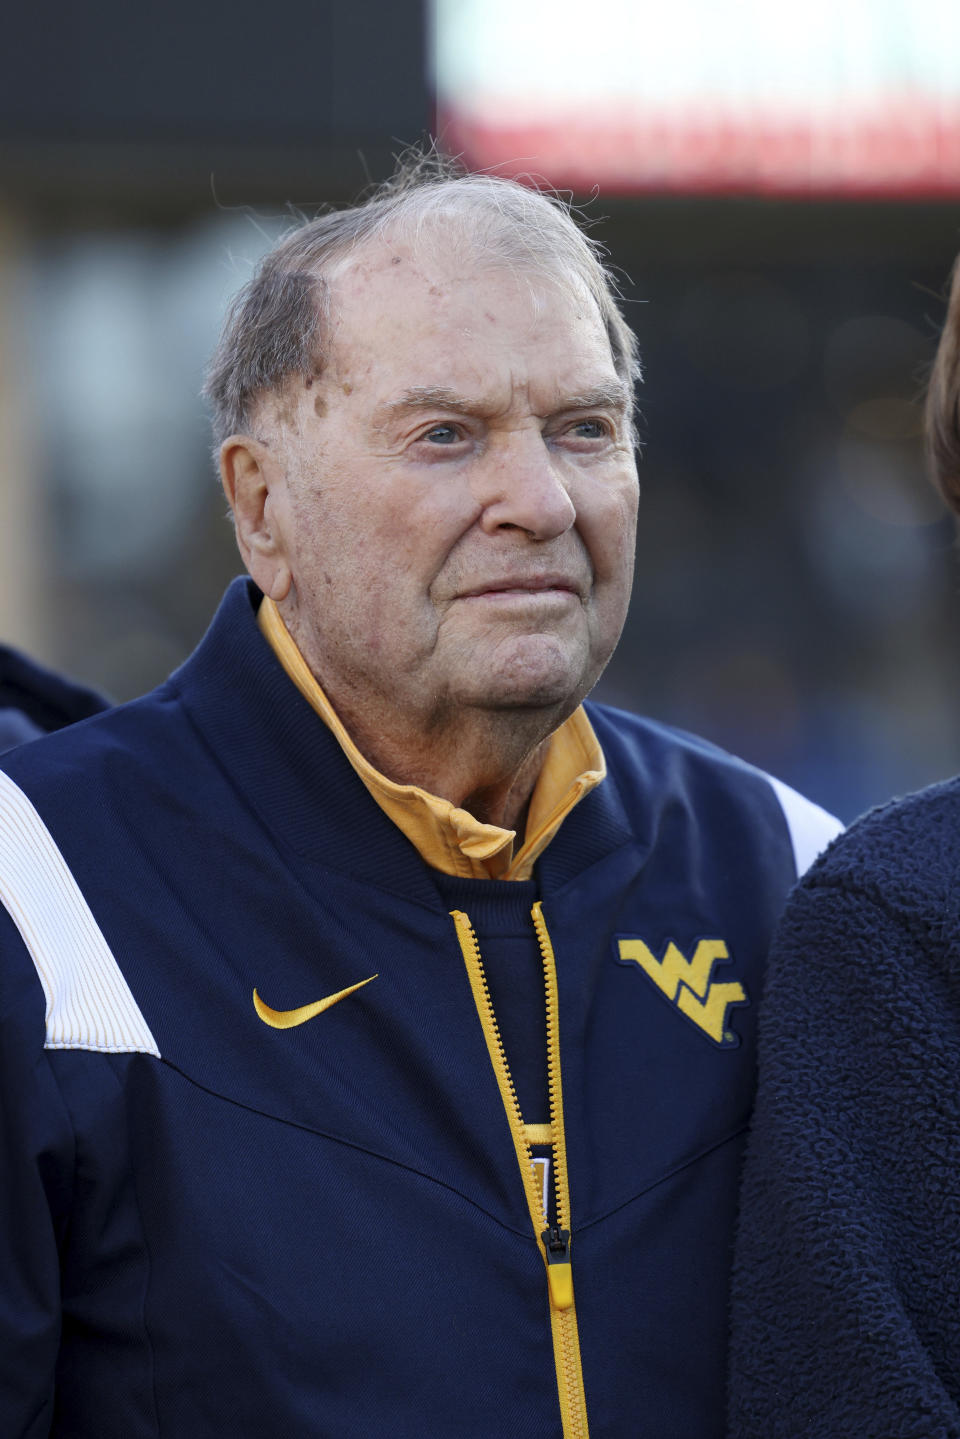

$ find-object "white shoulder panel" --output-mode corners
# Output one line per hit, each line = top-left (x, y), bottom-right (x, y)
(766, 774), (844, 880)
(0, 770), (160, 1056)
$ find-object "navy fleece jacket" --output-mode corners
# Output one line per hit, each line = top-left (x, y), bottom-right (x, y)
(729, 778), (960, 1438)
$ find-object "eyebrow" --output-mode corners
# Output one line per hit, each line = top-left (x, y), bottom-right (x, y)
(377, 381), (633, 423)
(558, 383), (633, 415)
(379, 387), (477, 419)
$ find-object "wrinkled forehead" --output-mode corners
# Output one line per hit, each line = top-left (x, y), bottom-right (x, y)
(305, 247), (630, 443)
(324, 226), (606, 352)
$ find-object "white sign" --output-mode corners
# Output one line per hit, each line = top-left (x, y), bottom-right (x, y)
(433, 0), (960, 194)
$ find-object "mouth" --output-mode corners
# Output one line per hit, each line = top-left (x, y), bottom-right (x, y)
(457, 574), (584, 601)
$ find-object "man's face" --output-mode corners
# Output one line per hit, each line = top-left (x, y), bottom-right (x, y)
(267, 238), (639, 737)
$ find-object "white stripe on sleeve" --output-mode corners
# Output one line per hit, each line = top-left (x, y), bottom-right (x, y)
(766, 773), (844, 880)
(0, 770), (159, 1056)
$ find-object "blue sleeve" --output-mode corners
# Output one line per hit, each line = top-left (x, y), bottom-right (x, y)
(728, 878), (960, 1437)
(0, 915), (74, 1437)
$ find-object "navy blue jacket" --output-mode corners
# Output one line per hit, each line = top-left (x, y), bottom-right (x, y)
(0, 579), (838, 1438)
(0, 645), (109, 751)
(729, 780), (960, 1438)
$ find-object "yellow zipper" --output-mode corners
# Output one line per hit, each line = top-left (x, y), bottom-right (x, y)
(451, 904), (590, 1439)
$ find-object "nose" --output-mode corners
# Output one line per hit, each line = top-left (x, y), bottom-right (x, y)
(472, 430), (577, 540)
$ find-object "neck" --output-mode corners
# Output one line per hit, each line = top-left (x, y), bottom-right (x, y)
(273, 596), (573, 829)
(329, 693), (558, 829)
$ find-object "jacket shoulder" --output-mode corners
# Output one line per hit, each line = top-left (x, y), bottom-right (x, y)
(0, 677), (186, 796)
(585, 700), (842, 880)
(0, 645), (110, 751)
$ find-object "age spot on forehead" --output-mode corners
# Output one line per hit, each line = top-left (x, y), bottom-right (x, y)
(313, 392), (328, 418)
(341, 381), (353, 396)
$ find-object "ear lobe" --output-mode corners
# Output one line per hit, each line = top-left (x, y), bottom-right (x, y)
(219, 435), (292, 601)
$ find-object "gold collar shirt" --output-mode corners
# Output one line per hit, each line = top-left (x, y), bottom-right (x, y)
(258, 597), (606, 881)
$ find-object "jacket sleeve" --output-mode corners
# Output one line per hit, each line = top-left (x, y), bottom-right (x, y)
(728, 877), (960, 1439)
(0, 915), (74, 1438)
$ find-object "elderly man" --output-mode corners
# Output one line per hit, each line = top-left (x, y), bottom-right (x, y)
(0, 161), (840, 1438)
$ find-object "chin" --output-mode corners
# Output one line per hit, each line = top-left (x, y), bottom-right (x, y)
(482, 683), (579, 714)
(468, 645), (594, 714)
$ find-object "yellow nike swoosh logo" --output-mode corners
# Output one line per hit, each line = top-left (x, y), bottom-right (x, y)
(252, 974), (378, 1029)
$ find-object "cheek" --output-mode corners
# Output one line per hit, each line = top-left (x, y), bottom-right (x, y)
(583, 485), (639, 583)
(386, 491), (477, 580)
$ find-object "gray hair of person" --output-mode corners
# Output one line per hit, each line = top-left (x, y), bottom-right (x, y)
(203, 159), (640, 451)
(927, 251), (960, 518)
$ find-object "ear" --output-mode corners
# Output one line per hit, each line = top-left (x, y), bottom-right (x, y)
(219, 435), (292, 602)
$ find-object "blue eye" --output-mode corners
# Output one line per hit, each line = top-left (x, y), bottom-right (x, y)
(572, 419), (608, 439)
(424, 425), (460, 444)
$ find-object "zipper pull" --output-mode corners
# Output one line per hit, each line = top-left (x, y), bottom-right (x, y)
(541, 1225), (574, 1310)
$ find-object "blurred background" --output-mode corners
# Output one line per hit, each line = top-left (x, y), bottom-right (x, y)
(0, 0), (958, 820)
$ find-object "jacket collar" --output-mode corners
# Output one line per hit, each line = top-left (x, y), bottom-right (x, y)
(171, 579), (636, 902)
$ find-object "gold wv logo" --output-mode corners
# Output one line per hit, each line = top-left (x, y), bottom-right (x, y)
(617, 937), (747, 1048)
